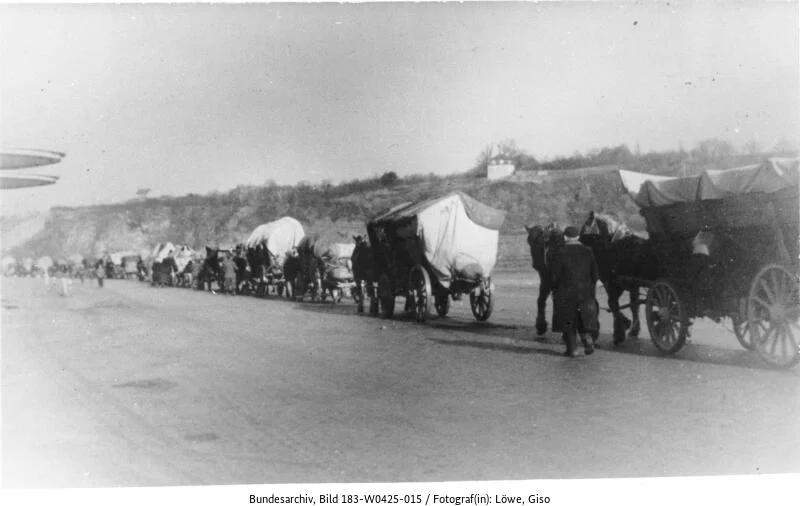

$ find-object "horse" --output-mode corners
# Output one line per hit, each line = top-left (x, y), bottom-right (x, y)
(524, 222), (565, 335)
(196, 246), (224, 292)
(579, 211), (658, 344)
(282, 251), (301, 299)
(245, 243), (271, 296)
(351, 235), (378, 314)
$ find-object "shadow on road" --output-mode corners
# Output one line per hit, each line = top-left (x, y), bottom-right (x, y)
(428, 337), (566, 358)
(292, 299), (799, 375)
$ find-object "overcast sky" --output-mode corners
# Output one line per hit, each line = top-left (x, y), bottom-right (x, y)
(1, 2), (798, 215)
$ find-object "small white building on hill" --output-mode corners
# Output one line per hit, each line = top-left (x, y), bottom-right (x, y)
(487, 156), (516, 180)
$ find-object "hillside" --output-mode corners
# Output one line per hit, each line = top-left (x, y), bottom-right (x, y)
(2, 170), (641, 265)
(1, 151), (785, 266)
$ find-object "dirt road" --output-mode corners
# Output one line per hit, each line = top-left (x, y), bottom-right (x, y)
(2, 272), (798, 487)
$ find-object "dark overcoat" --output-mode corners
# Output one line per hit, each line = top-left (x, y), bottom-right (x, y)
(550, 240), (600, 333)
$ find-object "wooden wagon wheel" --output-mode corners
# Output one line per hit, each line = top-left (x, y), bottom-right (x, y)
(747, 264), (800, 369)
(435, 290), (450, 317)
(469, 278), (494, 322)
(409, 265), (432, 322)
(731, 313), (755, 351)
(378, 273), (395, 318)
(645, 280), (689, 354)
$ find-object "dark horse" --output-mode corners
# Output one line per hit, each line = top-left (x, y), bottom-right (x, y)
(579, 211), (658, 344)
(524, 222), (564, 335)
(351, 235), (378, 314)
(246, 243), (272, 296)
(196, 246), (224, 292)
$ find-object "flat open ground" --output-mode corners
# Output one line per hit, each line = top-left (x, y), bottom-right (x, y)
(2, 271), (798, 488)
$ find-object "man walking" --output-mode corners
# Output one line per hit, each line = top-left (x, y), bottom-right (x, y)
(549, 226), (600, 357)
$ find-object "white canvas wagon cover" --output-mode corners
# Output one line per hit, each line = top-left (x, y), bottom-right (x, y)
(171, 246), (196, 273)
(110, 251), (138, 266)
(35, 256), (53, 269)
(298, 236), (355, 263)
(152, 242), (176, 263)
(620, 158), (799, 208)
(245, 217), (305, 263)
(370, 192), (505, 287)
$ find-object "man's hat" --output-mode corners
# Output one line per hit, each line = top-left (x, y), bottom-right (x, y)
(564, 226), (580, 238)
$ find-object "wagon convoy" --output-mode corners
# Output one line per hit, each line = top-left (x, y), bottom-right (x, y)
(4, 158), (798, 368)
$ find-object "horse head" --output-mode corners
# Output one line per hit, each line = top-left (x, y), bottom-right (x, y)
(525, 222), (563, 271)
(580, 211), (622, 248)
(544, 222), (565, 246)
(524, 224), (545, 250)
(351, 234), (374, 279)
(580, 211), (600, 240)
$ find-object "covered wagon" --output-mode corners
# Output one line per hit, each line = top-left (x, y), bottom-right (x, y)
(150, 242), (177, 287)
(366, 191), (505, 322)
(244, 217), (305, 297)
(171, 246), (197, 287)
(295, 235), (356, 303)
(619, 157), (799, 368)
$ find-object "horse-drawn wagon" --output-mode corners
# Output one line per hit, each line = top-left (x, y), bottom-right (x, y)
(366, 192), (505, 322)
(618, 158), (799, 368)
(244, 217), (305, 297)
(151, 243), (177, 286)
(295, 235), (355, 303)
(120, 253), (143, 280)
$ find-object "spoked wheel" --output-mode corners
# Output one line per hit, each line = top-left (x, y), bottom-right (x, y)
(645, 280), (689, 354)
(732, 313), (755, 351)
(747, 264), (800, 369)
(469, 278), (494, 322)
(409, 265), (432, 322)
(435, 291), (450, 317)
(378, 273), (395, 318)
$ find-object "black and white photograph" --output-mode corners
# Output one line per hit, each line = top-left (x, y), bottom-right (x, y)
(1, 1), (798, 503)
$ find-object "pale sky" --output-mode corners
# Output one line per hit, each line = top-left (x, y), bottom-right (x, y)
(1, 2), (798, 215)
